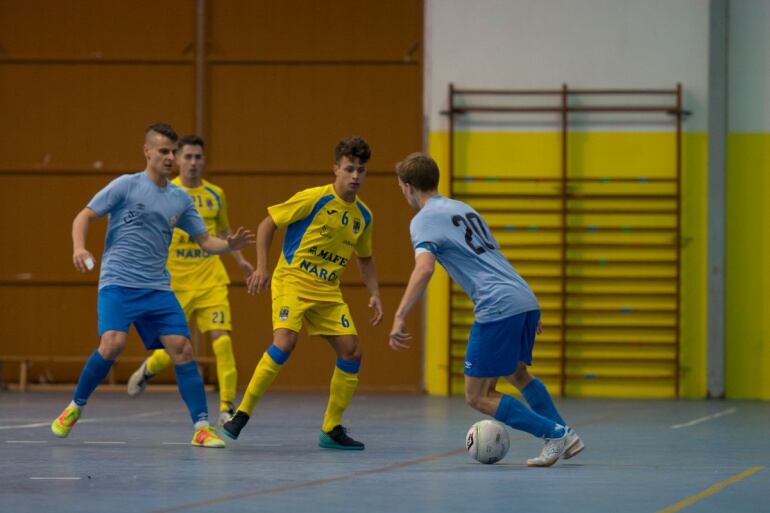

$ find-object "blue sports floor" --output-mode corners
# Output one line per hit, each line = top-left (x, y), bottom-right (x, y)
(0, 392), (767, 513)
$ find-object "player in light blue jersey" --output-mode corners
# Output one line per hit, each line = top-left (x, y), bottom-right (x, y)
(51, 123), (254, 448)
(388, 153), (584, 467)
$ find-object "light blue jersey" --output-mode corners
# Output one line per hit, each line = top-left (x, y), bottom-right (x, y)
(88, 171), (207, 291)
(410, 195), (539, 322)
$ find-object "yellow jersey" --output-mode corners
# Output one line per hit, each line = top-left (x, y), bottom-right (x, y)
(268, 184), (373, 301)
(167, 177), (230, 291)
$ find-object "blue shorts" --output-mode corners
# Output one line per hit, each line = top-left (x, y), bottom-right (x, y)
(464, 310), (540, 377)
(97, 285), (190, 350)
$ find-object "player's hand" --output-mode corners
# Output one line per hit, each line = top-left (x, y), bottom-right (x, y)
(73, 248), (96, 273)
(388, 317), (412, 351)
(227, 227), (256, 251)
(368, 295), (383, 326)
(246, 268), (270, 295)
(536, 319), (543, 334)
(238, 259), (255, 278)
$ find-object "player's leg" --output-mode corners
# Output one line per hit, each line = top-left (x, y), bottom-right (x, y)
(135, 289), (223, 447)
(223, 294), (306, 439)
(465, 312), (573, 466)
(160, 334), (224, 448)
(127, 288), (195, 397)
(208, 328), (237, 424)
(311, 300), (364, 450)
(52, 330), (127, 437)
(318, 334), (363, 449)
(195, 286), (237, 423)
(222, 328), (296, 440)
(52, 285), (133, 438)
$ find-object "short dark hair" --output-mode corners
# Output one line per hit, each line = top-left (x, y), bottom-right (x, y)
(145, 122), (178, 142)
(178, 135), (205, 150)
(395, 153), (440, 192)
(335, 135), (371, 164)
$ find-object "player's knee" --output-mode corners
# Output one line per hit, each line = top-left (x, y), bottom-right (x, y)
(164, 338), (194, 364)
(464, 390), (485, 411)
(511, 365), (533, 390)
(98, 332), (126, 359)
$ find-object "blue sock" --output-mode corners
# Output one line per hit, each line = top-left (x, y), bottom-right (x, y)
(72, 351), (114, 406)
(174, 361), (209, 425)
(495, 394), (564, 439)
(521, 378), (566, 426)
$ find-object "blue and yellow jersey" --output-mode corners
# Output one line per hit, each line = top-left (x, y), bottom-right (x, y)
(269, 184), (373, 301)
(167, 177), (230, 291)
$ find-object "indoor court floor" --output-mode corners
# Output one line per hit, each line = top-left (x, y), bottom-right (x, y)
(0, 392), (767, 513)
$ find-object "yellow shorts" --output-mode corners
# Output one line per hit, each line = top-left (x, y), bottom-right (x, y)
(174, 285), (232, 333)
(272, 294), (357, 336)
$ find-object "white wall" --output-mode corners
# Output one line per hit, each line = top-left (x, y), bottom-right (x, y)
(728, 0), (770, 132)
(425, 0), (710, 131)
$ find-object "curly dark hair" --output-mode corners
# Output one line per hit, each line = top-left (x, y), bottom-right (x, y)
(335, 135), (371, 164)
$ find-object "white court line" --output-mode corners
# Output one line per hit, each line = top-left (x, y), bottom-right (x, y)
(83, 441), (126, 444)
(30, 477), (81, 480)
(0, 410), (166, 431)
(671, 408), (736, 429)
(6, 440), (48, 444)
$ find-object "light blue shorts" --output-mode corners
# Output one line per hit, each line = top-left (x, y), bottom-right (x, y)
(97, 285), (190, 349)
(464, 310), (540, 377)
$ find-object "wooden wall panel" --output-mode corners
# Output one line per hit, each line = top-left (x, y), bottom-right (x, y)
(0, 0), (195, 60)
(0, 66), (195, 171)
(209, 0), (421, 61)
(207, 65), (421, 171)
(0, 0), (423, 392)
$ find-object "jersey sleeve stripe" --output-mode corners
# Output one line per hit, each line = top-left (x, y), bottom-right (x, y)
(204, 186), (222, 209)
(356, 201), (372, 229)
(282, 194), (335, 264)
(415, 241), (438, 254)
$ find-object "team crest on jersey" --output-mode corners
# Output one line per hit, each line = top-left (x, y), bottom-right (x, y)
(319, 225), (332, 238)
(308, 246), (317, 255)
(206, 198), (214, 209)
(353, 218), (361, 234)
(279, 306), (290, 321)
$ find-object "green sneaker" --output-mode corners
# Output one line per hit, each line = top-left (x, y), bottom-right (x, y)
(318, 425), (365, 450)
(51, 404), (81, 438)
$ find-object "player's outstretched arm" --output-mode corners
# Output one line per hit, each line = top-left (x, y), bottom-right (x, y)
(219, 229), (255, 277)
(194, 227), (255, 255)
(246, 215), (277, 295)
(356, 256), (383, 326)
(388, 252), (436, 351)
(72, 207), (100, 272)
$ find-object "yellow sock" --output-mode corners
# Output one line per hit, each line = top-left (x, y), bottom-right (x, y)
(322, 366), (359, 433)
(238, 351), (283, 415)
(211, 334), (237, 411)
(145, 349), (173, 375)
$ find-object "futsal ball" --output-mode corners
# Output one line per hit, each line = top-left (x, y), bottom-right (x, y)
(466, 420), (510, 464)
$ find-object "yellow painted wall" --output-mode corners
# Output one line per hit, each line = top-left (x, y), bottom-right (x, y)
(726, 133), (770, 399)
(425, 130), (708, 398)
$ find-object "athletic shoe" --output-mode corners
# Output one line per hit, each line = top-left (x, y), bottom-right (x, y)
(562, 427), (585, 460)
(222, 411), (249, 440)
(51, 404), (81, 438)
(127, 359), (155, 398)
(191, 425), (226, 448)
(526, 427), (579, 467)
(218, 406), (235, 427)
(318, 425), (365, 450)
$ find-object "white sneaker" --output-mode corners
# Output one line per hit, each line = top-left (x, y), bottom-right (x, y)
(127, 359), (154, 398)
(563, 427), (584, 460)
(526, 427), (580, 467)
(217, 409), (234, 427)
